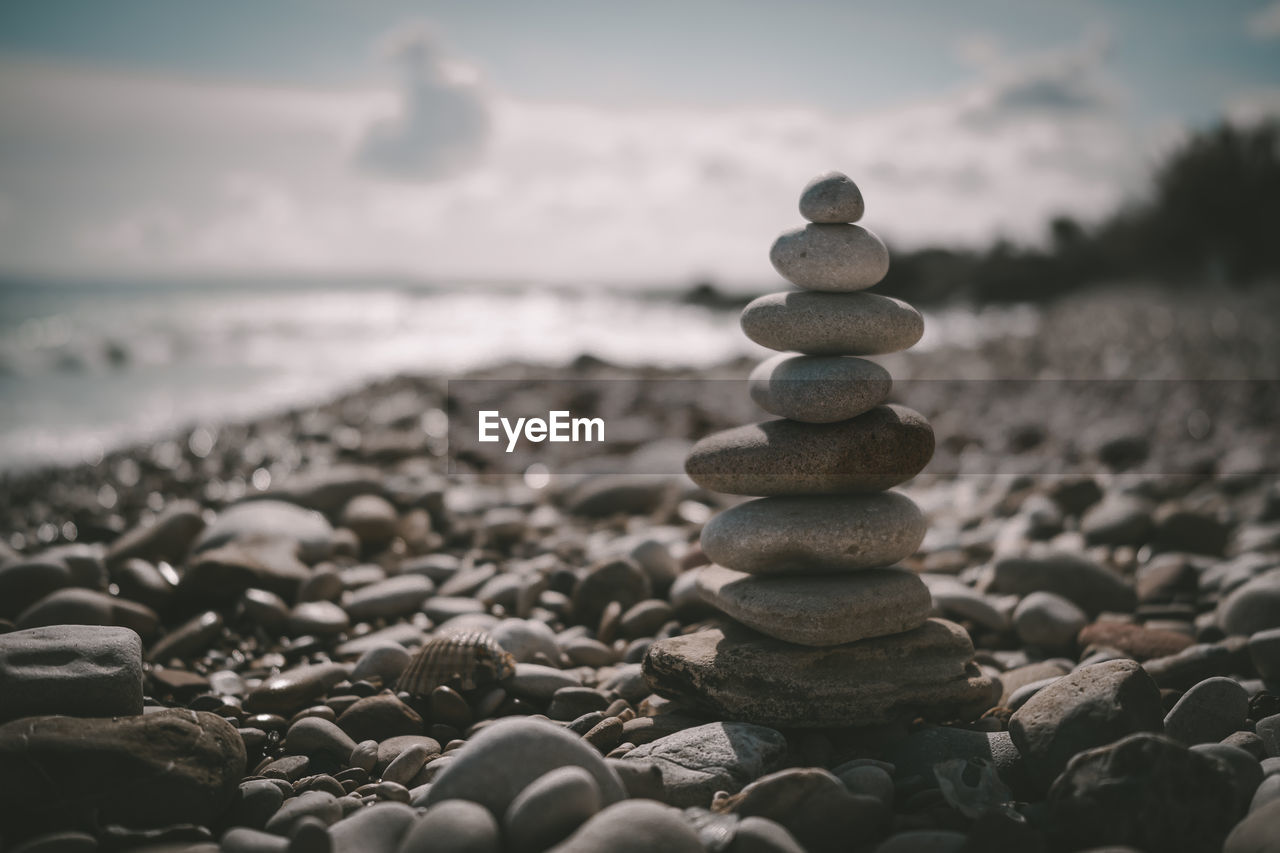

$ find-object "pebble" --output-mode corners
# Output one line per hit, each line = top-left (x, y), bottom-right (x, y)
(426, 718), (625, 816)
(16, 587), (159, 637)
(298, 566), (345, 603)
(343, 575), (434, 622)
(717, 767), (887, 853)
(748, 354), (891, 423)
(769, 224), (890, 291)
(565, 476), (674, 517)
(335, 692), (423, 742)
(0, 625), (143, 722)
(1047, 732), (1242, 853)
(375, 735), (442, 774)
(1249, 627), (1280, 681)
(1251, 775), (1280, 811)
(547, 687), (611, 721)
(1224, 798), (1280, 853)
(193, 499), (333, 561)
(696, 565), (930, 646)
(284, 717), (360, 760)
(885, 727), (1025, 796)
(700, 492), (925, 574)
(287, 601), (350, 636)
(222, 828), (289, 853)
(0, 709), (245, 833)
(1077, 621), (1195, 661)
(798, 171), (865, 223)
(181, 538), (311, 604)
(1218, 569), (1280, 635)
(227, 779), (286, 830)
(925, 576), (1010, 632)
(328, 801), (415, 853)
(336, 624), (426, 658)
(1260, 714), (1280, 757)
(241, 588), (290, 630)
(871, 831), (967, 853)
(290, 818), (332, 853)
(546, 800), (701, 853)
(1081, 493), (1155, 547)
(740, 291), (924, 356)
(998, 660), (1071, 706)
(616, 599), (671, 638)
(245, 663), (351, 715)
(490, 618), (562, 663)
(504, 766), (603, 853)
(265, 791), (343, 835)
(628, 538), (680, 591)
(339, 494), (399, 547)
(571, 559), (652, 627)
(0, 558), (76, 620)
(1012, 591), (1087, 649)
(350, 644), (411, 685)
(618, 722), (786, 807)
(112, 557), (177, 611)
(383, 744), (436, 787)
(988, 550), (1136, 615)
(105, 499), (205, 567)
(838, 765), (895, 809)
(9, 831), (101, 853)
(1192, 743), (1265, 811)
(428, 686), (474, 730)
(684, 405), (934, 496)
(1009, 659), (1164, 792)
(644, 619), (998, 727)
(1163, 677), (1250, 745)
(1143, 638), (1250, 690)
(400, 799), (501, 853)
(506, 663), (582, 702)
(730, 816), (806, 853)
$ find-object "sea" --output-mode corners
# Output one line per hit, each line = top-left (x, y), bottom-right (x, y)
(0, 279), (1039, 472)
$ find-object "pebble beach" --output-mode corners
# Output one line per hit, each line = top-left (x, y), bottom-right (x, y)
(1, 279), (1280, 853)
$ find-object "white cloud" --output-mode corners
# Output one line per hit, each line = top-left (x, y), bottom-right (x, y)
(1227, 88), (1280, 123)
(1249, 1), (1280, 38)
(355, 26), (491, 180)
(0, 33), (1158, 287)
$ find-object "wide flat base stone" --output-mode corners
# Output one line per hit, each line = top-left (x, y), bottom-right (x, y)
(643, 618), (999, 728)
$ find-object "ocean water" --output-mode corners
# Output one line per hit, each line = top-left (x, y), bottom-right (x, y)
(0, 280), (1039, 471)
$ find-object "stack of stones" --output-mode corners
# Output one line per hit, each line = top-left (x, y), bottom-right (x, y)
(644, 172), (998, 727)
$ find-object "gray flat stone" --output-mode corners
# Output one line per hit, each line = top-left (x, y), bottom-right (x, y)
(685, 405), (934, 497)
(700, 492), (925, 574)
(749, 354), (891, 423)
(620, 722), (788, 808)
(0, 625), (143, 722)
(740, 291), (924, 356)
(696, 565), (930, 646)
(643, 618), (998, 728)
(770, 224), (889, 291)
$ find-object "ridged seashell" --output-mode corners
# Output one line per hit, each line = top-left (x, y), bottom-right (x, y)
(396, 631), (516, 697)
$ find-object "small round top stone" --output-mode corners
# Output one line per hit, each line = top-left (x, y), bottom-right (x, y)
(799, 171), (865, 224)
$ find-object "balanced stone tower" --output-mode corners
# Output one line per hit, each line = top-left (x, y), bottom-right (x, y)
(644, 172), (998, 727)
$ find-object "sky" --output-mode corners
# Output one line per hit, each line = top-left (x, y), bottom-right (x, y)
(0, 0), (1277, 287)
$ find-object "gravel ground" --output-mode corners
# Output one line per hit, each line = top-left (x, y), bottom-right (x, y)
(1, 282), (1278, 852)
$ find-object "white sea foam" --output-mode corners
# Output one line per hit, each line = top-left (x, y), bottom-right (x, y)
(0, 282), (1038, 470)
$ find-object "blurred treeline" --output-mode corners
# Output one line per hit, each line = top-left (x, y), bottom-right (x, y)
(878, 120), (1280, 305)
